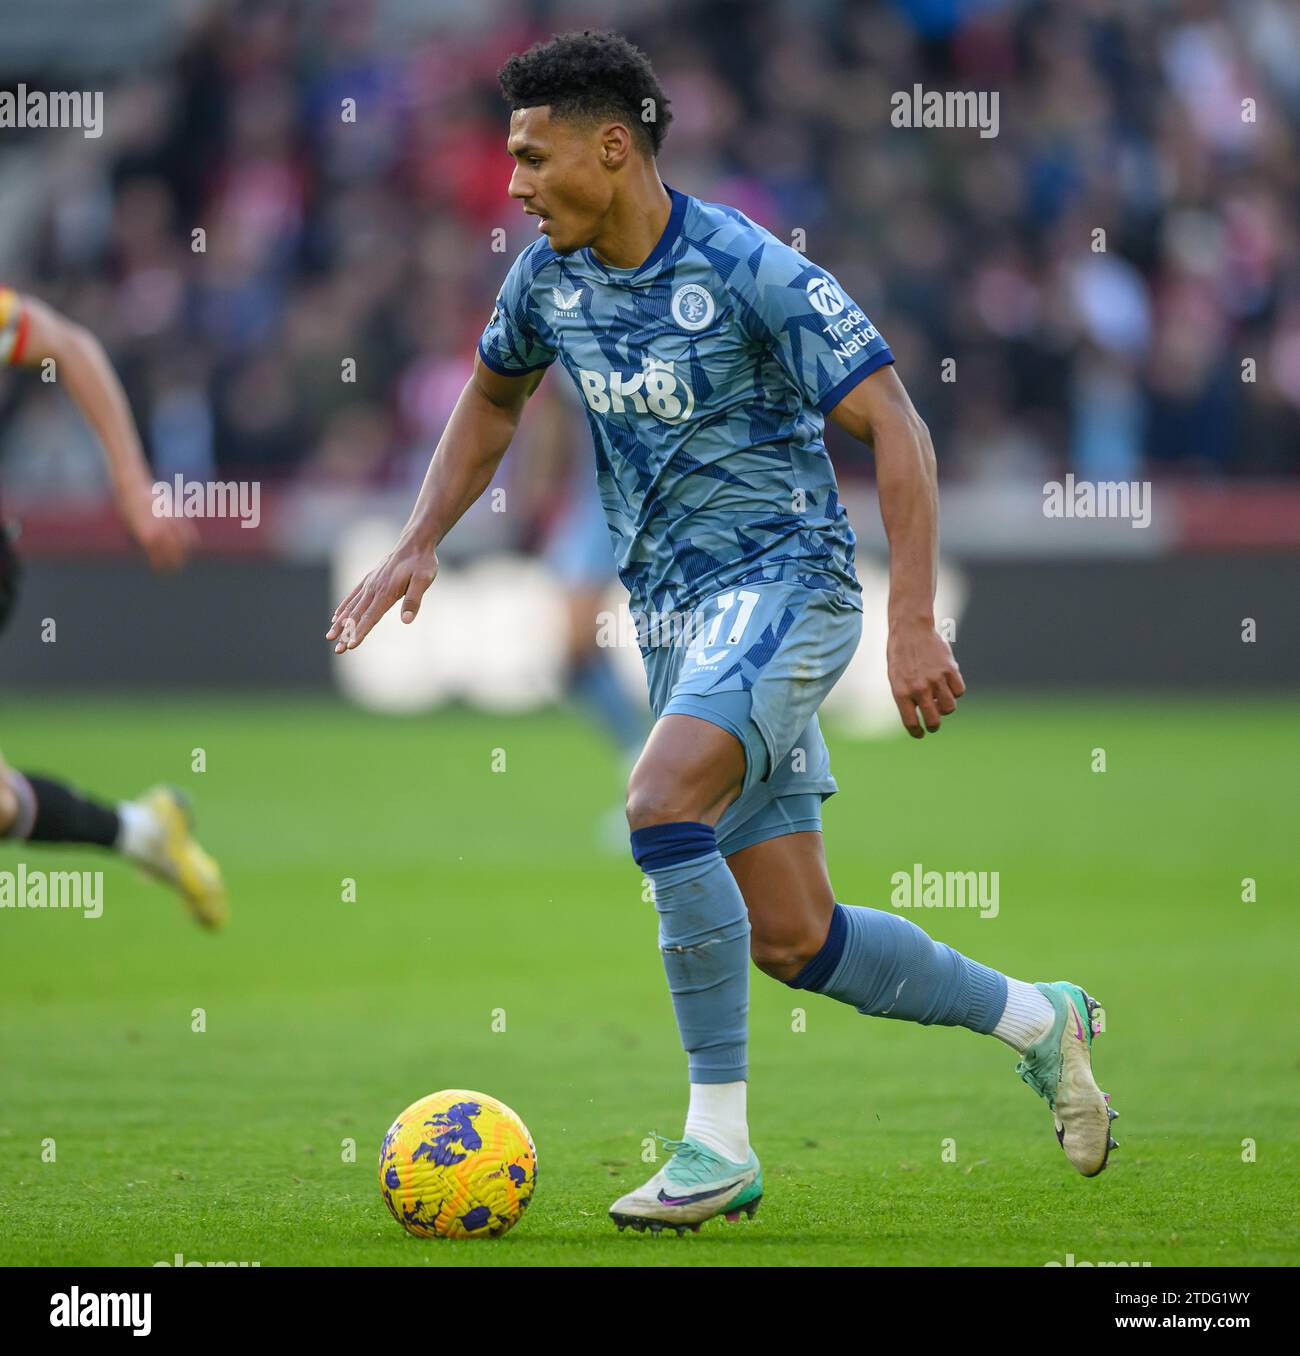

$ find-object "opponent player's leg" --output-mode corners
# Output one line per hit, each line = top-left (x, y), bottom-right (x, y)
(545, 484), (647, 848)
(730, 827), (1116, 1178)
(545, 478), (644, 760)
(560, 583), (646, 850)
(609, 713), (762, 1233)
(0, 755), (227, 929)
(562, 584), (645, 760)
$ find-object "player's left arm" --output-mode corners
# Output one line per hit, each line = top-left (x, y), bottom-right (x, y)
(828, 364), (964, 738)
(7, 291), (193, 571)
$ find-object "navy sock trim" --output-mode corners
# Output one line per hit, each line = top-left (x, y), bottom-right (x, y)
(786, 902), (848, 990)
(629, 821), (717, 872)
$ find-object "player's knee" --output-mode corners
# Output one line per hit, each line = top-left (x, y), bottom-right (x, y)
(0, 774), (18, 835)
(750, 923), (825, 982)
(625, 760), (714, 831)
(625, 776), (696, 831)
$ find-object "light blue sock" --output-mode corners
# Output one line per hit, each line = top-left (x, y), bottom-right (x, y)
(786, 903), (1008, 1034)
(570, 654), (645, 755)
(630, 822), (750, 1083)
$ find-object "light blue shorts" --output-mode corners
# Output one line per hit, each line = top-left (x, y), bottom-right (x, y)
(639, 579), (863, 858)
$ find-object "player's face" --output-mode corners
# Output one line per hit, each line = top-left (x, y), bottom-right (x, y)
(506, 107), (613, 256)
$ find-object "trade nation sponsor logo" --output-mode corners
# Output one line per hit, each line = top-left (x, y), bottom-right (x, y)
(806, 276), (881, 362)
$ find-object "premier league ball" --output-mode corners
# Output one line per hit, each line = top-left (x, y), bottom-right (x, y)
(378, 1089), (537, 1239)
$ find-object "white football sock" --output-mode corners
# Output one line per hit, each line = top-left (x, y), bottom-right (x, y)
(115, 800), (158, 863)
(993, 977), (1056, 1053)
(684, 1081), (749, 1161)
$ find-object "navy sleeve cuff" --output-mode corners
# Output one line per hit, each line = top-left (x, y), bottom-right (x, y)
(817, 347), (895, 415)
(476, 341), (554, 378)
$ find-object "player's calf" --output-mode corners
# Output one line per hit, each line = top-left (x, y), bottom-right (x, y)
(0, 768), (116, 846)
(626, 716), (755, 1201)
(732, 839), (1119, 1175)
(728, 829), (837, 982)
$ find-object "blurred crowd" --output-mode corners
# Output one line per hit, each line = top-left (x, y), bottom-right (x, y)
(3, 0), (1299, 514)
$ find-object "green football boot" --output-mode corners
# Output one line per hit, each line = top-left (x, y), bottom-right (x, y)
(1016, 981), (1118, 1177)
(609, 1135), (762, 1234)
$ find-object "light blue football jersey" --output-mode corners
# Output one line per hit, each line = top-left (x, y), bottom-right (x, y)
(478, 185), (894, 623)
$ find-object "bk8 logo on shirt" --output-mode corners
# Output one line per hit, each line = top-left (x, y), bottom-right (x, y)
(577, 358), (695, 423)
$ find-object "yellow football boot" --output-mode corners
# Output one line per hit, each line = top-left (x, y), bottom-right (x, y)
(128, 786), (228, 929)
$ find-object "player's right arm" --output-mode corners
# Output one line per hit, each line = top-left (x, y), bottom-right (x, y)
(326, 357), (545, 652)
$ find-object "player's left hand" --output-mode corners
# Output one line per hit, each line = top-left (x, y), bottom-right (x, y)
(122, 489), (195, 572)
(887, 620), (965, 738)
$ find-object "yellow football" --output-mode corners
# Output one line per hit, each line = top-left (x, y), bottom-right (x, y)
(378, 1089), (537, 1239)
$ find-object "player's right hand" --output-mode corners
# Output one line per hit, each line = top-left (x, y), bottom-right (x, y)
(122, 488), (195, 572)
(326, 542), (439, 654)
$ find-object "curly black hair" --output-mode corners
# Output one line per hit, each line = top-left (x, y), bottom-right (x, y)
(497, 30), (672, 156)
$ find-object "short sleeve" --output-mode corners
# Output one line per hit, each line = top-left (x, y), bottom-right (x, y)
(736, 240), (893, 414)
(477, 248), (557, 377)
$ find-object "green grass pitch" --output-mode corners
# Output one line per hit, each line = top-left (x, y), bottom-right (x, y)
(0, 694), (1295, 1266)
